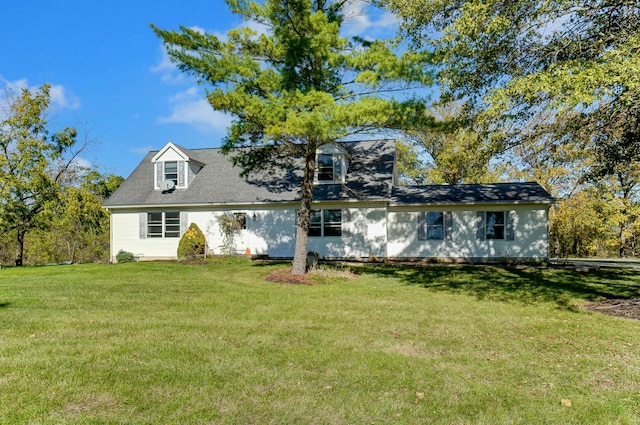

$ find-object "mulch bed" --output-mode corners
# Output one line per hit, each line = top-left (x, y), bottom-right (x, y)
(265, 268), (316, 285)
(583, 298), (640, 320)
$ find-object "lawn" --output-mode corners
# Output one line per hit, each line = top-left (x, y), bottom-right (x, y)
(1, 259), (640, 424)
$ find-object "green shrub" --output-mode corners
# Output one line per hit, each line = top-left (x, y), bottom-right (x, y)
(116, 250), (135, 263)
(177, 223), (206, 260)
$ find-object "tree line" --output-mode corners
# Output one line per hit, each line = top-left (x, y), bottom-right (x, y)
(3, 0), (638, 267)
(0, 85), (123, 266)
(382, 0), (640, 258)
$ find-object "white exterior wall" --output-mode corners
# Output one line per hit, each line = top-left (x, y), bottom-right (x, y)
(195, 207), (297, 258)
(387, 205), (549, 260)
(110, 203), (548, 262)
(307, 205), (387, 259)
(156, 149), (184, 161)
(109, 207), (297, 261)
(110, 211), (180, 260)
(109, 204), (388, 261)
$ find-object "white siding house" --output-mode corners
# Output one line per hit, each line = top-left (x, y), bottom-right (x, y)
(104, 140), (554, 262)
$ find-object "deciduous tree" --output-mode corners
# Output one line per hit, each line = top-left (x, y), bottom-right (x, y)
(398, 104), (504, 185)
(383, 0), (640, 187)
(0, 85), (79, 266)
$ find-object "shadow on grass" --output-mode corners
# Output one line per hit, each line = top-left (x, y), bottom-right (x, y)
(250, 260), (291, 268)
(361, 264), (640, 310)
(0, 302), (10, 308)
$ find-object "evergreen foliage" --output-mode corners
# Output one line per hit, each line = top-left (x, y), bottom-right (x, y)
(115, 250), (135, 263)
(152, 0), (433, 273)
(177, 223), (206, 260)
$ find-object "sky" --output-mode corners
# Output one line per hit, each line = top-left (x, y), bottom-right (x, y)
(0, 0), (398, 179)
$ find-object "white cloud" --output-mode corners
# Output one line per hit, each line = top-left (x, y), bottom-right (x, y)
(189, 25), (206, 35)
(168, 86), (199, 102)
(342, 0), (399, 38)
(49, 84), (81, 110)
(242, 20), (269, 38)
(0, 76), (80, 110)
(72, 156), (93, 169)
(150, 46), (185, 84)
(3, 77), (29, 92)
(158, 87), (232, 133)
(131, 145), (155, 155)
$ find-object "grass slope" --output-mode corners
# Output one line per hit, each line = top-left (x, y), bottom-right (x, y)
(1, 259), (640, 424)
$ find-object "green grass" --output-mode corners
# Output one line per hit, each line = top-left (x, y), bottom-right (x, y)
(1, 259), (640, 424)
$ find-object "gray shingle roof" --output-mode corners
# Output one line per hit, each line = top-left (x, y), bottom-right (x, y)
(104, 139), (554, 209)
(103, 140), (396, 208)
(392, 182), (555, 205)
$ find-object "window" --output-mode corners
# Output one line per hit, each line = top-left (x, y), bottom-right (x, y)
(418, 211), (452, 241)
(164, 212), (181, 238)
(147, 212), (163, 238)
(147, 212), (181, 238)
(308, 209), (342, 237)
(317, 154), (335, 181)
(164, 161), (178, 185)
(234, 213), (247, 230)
(427, 212), (444, 240)
(315, 149), (347, 184)
(155, 160), (185, 190)
(485, 211), (505, 239)
(476, 210), (515, 241)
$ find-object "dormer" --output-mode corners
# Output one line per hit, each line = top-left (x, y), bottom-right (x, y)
(151, 142), (204, 190)
(315, 144), (349, 184)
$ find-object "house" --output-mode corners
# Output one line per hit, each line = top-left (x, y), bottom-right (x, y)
(103, 140), (554, 262)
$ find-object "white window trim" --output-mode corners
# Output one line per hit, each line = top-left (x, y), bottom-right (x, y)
(141, 211), (183, 239)
(476, 210), (516, 241)
(309, 209), (343, 237)
(418, 211), (453, 241)
(164, 161), (179, 185)
(154, 160), (187, 190)
(314, 146), (348, 184)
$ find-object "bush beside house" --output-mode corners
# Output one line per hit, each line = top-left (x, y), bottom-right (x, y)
(177, 223), (206, 260)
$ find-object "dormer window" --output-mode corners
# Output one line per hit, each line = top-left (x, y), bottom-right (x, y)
(317, 154), (336, 181)
(315, 145), (348, 184)
(152, 142), (205, 191)
(155, 160), (185, 189)
(164, 161), (179, 185)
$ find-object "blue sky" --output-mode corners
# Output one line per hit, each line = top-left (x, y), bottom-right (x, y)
(0, 0), (398, 178)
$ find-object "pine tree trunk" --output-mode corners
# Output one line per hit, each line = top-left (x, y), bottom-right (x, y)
(291, 149), (316, 275)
